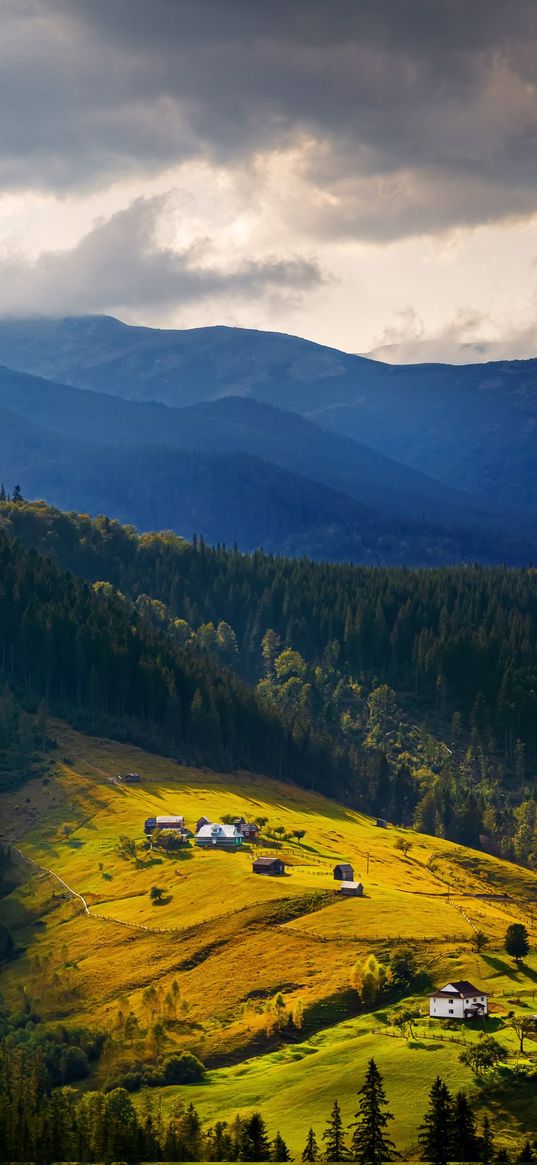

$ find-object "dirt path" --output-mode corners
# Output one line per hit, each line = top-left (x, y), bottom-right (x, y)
(11, 844), (90, 914)
(10, 842), (191, 936)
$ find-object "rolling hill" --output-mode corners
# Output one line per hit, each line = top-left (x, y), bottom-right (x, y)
(0, 361), (535, 565)
(1, 400), (531, 566)
(1, 722), (536, 1156)
(0, 363), (489, 529)
(2, 314), (537, 513)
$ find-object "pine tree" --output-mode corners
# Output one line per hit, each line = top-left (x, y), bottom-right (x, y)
(302, 1127), (319, 1161)
(323, 1100), (348, 1161)
(451, 1092), (479, 1162)
(271, 1130), (292, 1161)
(246, 1112), (271, 1161)
(480, 1115), (494, 1164)
(349, 1058), (398, 1164)
(418, 1077), (453, 1165)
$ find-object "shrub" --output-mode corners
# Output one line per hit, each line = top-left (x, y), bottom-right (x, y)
(106, 1052), (205, 1092)
(158, 1052), (205, 1085)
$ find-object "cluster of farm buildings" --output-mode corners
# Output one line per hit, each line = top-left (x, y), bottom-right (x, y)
(118, 777), (490, 1017)
(141, 809), (364, 893)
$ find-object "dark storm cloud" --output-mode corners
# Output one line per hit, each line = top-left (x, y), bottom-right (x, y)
(3, 1), (537, 238)
(0, 196), (322, 315)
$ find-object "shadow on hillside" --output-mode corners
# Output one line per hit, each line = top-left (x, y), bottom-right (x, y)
(481, 953), (521, 977)
(407, 1040), (444, 1051)
(516, 962), (537, 984)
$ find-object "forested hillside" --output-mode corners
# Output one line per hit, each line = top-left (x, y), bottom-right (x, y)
(0, 523), (358, 801)
(1, 499), (536, 863)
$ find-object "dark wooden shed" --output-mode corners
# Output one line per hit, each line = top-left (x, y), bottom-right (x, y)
(376, 818), (388, 828)
(333, 863), (354, 881)
(253, 857), (285, 876)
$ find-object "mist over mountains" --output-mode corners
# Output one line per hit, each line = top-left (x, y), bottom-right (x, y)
(1, 314), (537, 564)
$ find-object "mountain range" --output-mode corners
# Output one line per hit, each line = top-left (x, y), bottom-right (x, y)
(0, 314), (537, 562)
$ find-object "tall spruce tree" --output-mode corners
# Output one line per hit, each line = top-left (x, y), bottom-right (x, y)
(451, 1092), (479, 1162)
(323, 1100), (348, 1162)
(480, 1116), (495, 1163)
(418, 1077), (453, 1165)
(349, 1058), (398, 1165)
(302, 1127), (320, 1162)
(246, 1112), (272, 1161)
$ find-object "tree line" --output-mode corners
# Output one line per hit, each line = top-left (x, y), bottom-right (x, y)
(2, 1038), (535, 1164)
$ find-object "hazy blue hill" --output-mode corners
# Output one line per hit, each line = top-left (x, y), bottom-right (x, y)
(0, 405), (531, 565)
(0, 363), (499, 532)
(2, 316), (537, 511)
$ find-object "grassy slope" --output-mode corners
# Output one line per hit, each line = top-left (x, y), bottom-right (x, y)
(1, 723), (536, 1155)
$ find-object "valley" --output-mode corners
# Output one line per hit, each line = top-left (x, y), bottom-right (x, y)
(1, 723), (536, 1156)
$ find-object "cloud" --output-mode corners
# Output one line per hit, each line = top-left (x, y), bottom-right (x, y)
(367, 305), (537, 364)
(3, 2), (537, 240)
(0, 195), (322, 317)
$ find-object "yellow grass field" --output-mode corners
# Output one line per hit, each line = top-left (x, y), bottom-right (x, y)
(1, 721), (536, 1155)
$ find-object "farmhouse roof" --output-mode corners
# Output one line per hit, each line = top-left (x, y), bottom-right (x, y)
(196, 822), (240, 839)
(431, 981), (486, 998)
(340, 880), (361, 890)
(253, 856), (283, 867)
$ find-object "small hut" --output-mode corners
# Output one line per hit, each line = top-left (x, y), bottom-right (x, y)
(240, 823), (259, 841)
(117, 772), (141, 783)
(252, 857), (285, 876)
(376, 818), (388, 829)
(338, 880), (364, 897)
(333, 863), (354, 881)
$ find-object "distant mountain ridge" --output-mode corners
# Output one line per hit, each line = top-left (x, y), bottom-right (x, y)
(0, 363), (498, 529)
(1, 315), (537, 512)
(2, 401), (528, 565)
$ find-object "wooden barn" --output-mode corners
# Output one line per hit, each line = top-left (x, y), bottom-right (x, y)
(338, 880), (364, 897)
(376, 818), (388, 828)
(240, 823), (259, 841)
(117, 772), (141, 783)
(156, 814), (184, 831)
(196, 816), (211, 832)
(333, 862), (354, 881)
(252, 857), (285, 876)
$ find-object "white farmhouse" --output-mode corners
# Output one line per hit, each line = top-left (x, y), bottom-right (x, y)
(429, 980), (488, 1020)
(195, 822), (243, 848)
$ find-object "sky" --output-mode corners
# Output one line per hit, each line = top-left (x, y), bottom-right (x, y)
(2, 0), (537, 362)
